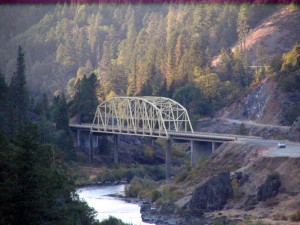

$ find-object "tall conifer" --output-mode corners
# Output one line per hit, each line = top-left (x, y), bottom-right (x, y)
(8, 46), (29, 135)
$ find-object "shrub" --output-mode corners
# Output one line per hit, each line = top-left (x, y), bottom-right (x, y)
(290, 210), (300, 222)
(99, 216), (132, 225)
(151, 190), (162, 203)
(175, 171), (188, 184)
(263, 198), (279, 207)
(154, 185), (183, 206)
(144, 146), (153, 158)
(272, 213), (288, 221)
(125, 177), (155, 198)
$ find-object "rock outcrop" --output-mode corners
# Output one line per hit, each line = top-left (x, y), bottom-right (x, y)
(189, 172), (233, 213)
(288, 116), (300, 141)
(257, 173), (281, 201)
(216, 78), (289, 125)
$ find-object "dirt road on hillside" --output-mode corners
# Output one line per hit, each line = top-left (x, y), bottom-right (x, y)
(225, 119), (290, 130)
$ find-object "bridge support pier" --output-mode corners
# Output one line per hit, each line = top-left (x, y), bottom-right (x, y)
(113, 134), (119, 165)
(76, 129), (80, 148)
(166, 139), (171, 181)
(89, 132), (94, 164)
(191, 140), (214, 166)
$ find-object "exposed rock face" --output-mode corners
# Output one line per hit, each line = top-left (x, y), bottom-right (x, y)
(216, 79), (288, 125)
(189, 172), (233, 212)
(288, 116), (300, 141)
(257, 173), (281, 201)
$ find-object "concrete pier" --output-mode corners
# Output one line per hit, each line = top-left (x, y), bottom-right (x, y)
(114, 134), (119, 165)
(76, 129), (80, 148)
(89, 132), (94, 164)
(191, 140), (223, 165)
(166, 139), (171, 181)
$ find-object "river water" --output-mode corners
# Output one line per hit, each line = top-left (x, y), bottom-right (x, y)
(77, 185), (154, 225)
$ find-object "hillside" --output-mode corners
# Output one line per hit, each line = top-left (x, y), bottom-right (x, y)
(212, 5), (300, 66)
(215, 77), (300, 126)
(0, 4), (277, 99)
(141, 142), (300, 225)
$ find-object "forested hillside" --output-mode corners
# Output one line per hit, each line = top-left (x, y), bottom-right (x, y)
(1, 3), (300, 122)
(0, 4), (281, 102)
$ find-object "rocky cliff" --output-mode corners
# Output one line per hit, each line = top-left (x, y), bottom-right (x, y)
(215, 77), (299, 126)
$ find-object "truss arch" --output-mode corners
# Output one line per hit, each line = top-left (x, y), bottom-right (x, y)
(91, 96), (193, 138)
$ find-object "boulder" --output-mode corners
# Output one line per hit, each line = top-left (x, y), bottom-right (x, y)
(257, 173), (281, 201)
(189, 172), (233, 212)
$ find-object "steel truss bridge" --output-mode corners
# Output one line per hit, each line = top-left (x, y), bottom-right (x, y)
(71, 96), (236, 141)
(69, 96), (260, 180)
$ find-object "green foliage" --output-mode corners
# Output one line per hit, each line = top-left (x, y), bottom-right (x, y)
(125, 177), (156, 198)
(99, 216), (132, 225)
(281, 44), (300, 72)
(269, 54), (282, 73)
(33, 93), (50, 119)
(0, 70), (8, 133)
(290, 210), (300, 222)
(151, 189), (162, 203)
(155, 185), (183, 206)
(175, 170), (189, 184)
(284, 105), (300, 124)
(96, 165), (165, 183)
(7, 46), (29, 136)
(1, 4), (277, 106)
(0, 124), (99, 225)
(238, 123), (249, 135)
(173, 83), (209, 117)
(73, 73), (99, 123)
(53, 93), (69, 131)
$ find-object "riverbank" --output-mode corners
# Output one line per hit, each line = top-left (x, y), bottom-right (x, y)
(77, 184), (154, 225)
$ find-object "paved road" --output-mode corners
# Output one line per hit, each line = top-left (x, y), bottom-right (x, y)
(238, 138), (300, 158)
(224, 119), (300, 157)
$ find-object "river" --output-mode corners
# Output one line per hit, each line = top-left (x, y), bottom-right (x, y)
(77, 185), (155, 225)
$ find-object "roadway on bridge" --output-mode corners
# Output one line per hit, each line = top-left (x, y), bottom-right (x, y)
(70, 123), (300, 157)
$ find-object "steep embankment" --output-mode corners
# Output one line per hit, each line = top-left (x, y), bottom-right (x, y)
(147, 142), (300, 225)
(215, 77), (300, 126)
(212, 5), (300, 66)
(216, 78), (282, 124)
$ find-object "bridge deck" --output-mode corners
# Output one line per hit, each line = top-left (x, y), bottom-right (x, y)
(69, 123), (261, 142)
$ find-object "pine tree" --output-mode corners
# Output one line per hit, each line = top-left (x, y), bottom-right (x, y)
(74, 73), (99, 123)
(237, 4), (250, 55)
(55, 93), (69, 132)
(0, 70), (8, 133)
(8, 46), (29, 135)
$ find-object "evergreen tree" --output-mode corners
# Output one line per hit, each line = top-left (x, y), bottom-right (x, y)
(55, 93), (69, 131)
(8, 46), (29, 135)
(74, 73), (99, 123)
(0, 125), (98, 225)
(0, 70), (8, 133)
(237, 4), (250, 55)
(52, 93), (75, 160)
